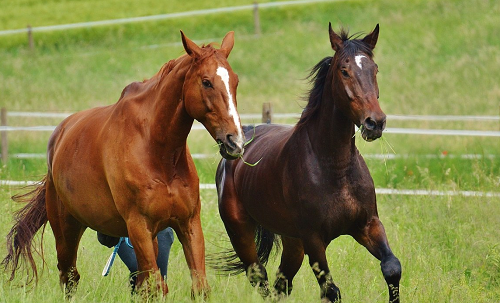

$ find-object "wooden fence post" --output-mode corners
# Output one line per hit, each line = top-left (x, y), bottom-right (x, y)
(1, 108), (8, 165)
(253, 2), (261, 37)
(262, 103), (272, 124)
(27, 25), (34, 50)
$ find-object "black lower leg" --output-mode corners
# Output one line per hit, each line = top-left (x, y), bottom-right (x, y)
(247, 263), (270, 298)
(381, 255), (402, 303)
(311, 262), (341, 303)
(274, 270), (292, 297)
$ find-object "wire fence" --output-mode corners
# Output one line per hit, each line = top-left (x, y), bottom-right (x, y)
(0, 0), (342, 51)
(1, 179), (499, 198)
(2, 110), (500, 136)
(0, 0), (338, 35)
(2, 107), (500, 163)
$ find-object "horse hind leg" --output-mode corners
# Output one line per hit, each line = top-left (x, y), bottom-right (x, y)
(217, 167), (271, 297)
(45, 183), (86, 298)
(52, 217), (85, 298)
(218, 202), (270, 297)
(222, 220), (271, 297)
(273, 236), (304, 298)
(353, 217), (402, 303)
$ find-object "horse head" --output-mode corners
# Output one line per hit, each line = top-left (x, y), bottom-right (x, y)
(329, 23), (386, 142)
(180, 31), (244, 159)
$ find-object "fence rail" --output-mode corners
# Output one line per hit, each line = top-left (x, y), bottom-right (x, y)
(7, 152), (498, 160)
(6, 110), (500, 121)
(0, 0), (337, 35)
(1, 179), (499, 197)
(3, 124), (500, 137)
(2, 106), (500, 163)
(0, 0), (342, 49)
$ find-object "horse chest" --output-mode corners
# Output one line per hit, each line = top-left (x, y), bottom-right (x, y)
(288, 171), (373, 235)
(123, 170), (199, 218)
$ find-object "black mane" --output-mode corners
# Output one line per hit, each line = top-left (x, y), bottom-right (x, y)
(297, 28), (373, 127)
(297, 56), (332, 127)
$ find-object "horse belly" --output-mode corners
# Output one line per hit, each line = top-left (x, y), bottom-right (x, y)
(49, 115), (126, 234)
(52, 160), (125, 232)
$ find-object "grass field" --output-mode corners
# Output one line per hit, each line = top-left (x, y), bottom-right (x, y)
(1, 0), (500, 302)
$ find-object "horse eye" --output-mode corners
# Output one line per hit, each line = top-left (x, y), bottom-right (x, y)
(340, 70), (350, 78)
(202, 79), (213, 88)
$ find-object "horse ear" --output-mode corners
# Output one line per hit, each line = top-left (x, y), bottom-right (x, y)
(181, 30), (202, 58)
(362, 24), (379, 50)
(220, 31), (235, 58)
(329, 22), (343, 52)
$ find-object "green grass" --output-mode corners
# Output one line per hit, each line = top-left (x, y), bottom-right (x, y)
(0, 0), (276, 31)
(1, 188), (499, 302)
(1, 0), (500, 301)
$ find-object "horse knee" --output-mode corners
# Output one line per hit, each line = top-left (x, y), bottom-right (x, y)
(381, 255), (402, 285)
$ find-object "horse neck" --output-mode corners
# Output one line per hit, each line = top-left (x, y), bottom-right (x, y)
(304, 70), (356, 170)
(146, 57), (194, 150)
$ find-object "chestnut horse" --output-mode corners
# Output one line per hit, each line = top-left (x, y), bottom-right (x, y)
(2, 31), (244, 297)
(215, 24), (401, 302)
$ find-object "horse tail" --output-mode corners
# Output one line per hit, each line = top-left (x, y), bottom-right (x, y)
(2, 177), (49, 284)
(209, 224), (280, 275)
(255, 225), (280, 266)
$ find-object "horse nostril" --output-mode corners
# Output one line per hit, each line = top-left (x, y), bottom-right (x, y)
(226, 134), (237, 149)
(381, 118), (387, 130)
(364, 117), (376, 130)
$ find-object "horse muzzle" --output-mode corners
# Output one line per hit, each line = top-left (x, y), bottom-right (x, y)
(361, 115), (386, 142)
(217, 134), (244, 160)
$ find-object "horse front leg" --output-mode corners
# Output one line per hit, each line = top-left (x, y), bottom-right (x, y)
(304, 237), (341, 303)
(353, 217), (402, 303)
(127, 222), (166, 296)
(174, 209), (210, 298)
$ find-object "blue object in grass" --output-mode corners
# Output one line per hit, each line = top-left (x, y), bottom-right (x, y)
(102, 237), (124, 276)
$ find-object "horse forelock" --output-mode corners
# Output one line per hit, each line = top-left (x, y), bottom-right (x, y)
(336, 28), (374, 63)
(151, 45), (221, 89)
(190, 44), (221, 67)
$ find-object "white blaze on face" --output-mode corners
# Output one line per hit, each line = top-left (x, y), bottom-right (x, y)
(355, 55), (367, 70)
(216, 66), (243, 146)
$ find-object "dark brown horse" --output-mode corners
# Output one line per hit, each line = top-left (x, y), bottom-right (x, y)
(215, 24), (401, 302)
(2, 31), (244, 297)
